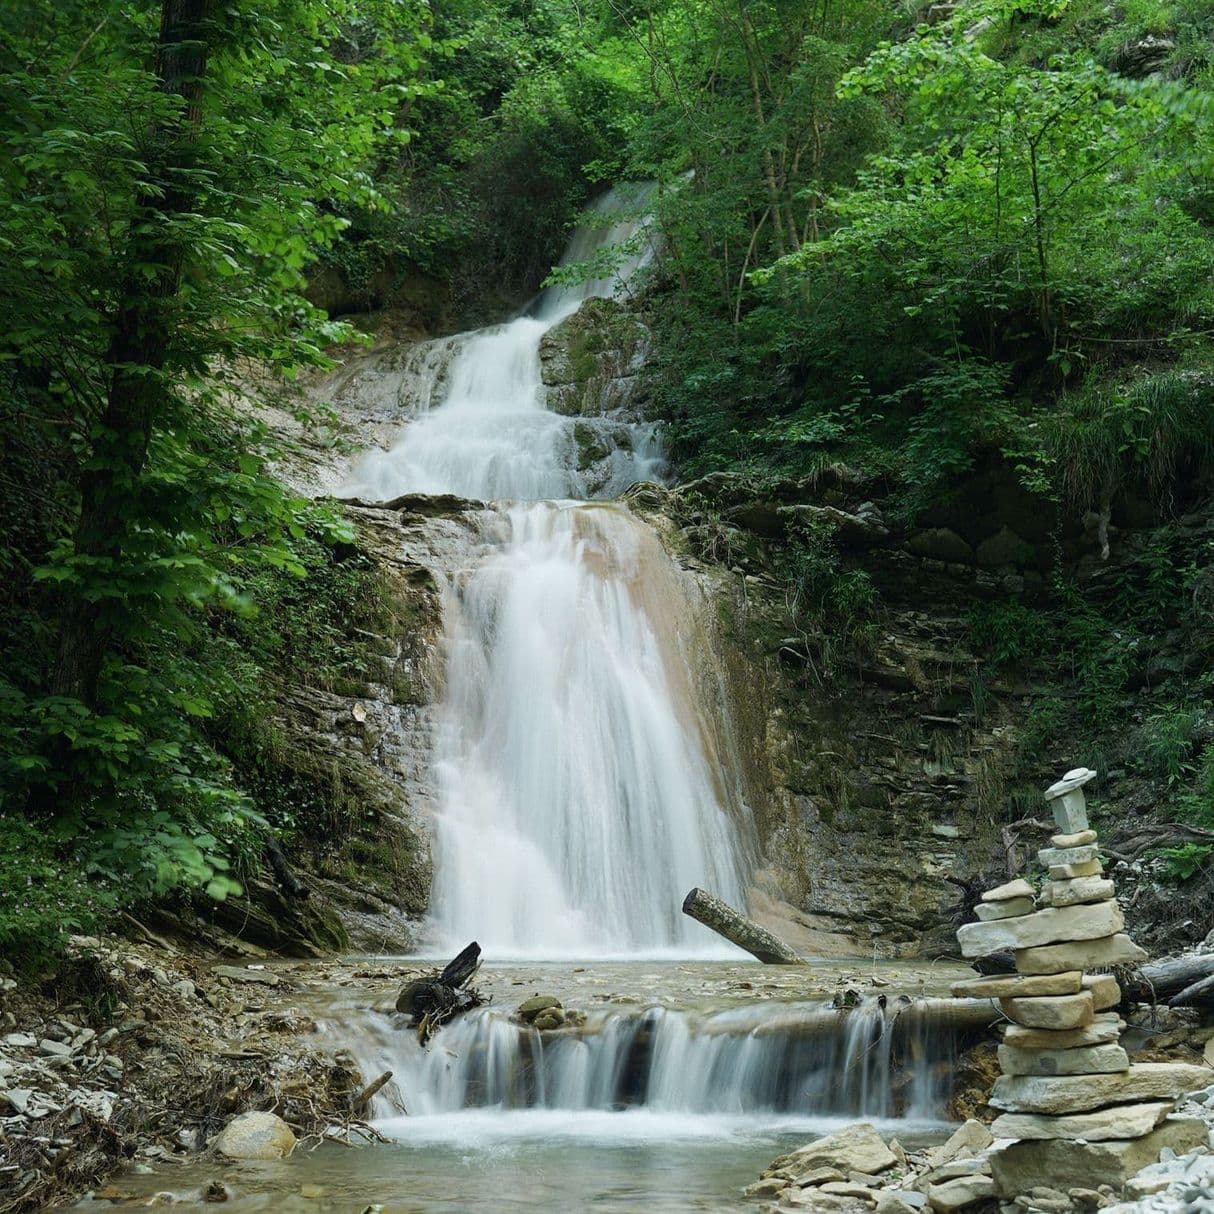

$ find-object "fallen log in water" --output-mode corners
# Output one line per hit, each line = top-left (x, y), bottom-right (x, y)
(681, 888), (805, 964)
(395, 941), (484, 1038)
(1118, 953), (1214, 1006)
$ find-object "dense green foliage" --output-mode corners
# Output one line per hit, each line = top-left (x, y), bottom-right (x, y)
(0, 0), (434, 963)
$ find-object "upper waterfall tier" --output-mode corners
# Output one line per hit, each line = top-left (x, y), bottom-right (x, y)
(340, 185), (662, 504)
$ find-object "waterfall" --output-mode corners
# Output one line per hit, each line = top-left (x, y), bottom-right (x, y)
(340, 185), (663, 503)
(339, 183), (754, 957)
(428, 502), (747, 957)
(325, 999), (959, 1123)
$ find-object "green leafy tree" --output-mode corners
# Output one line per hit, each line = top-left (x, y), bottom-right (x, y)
(0, 0), (433, 952)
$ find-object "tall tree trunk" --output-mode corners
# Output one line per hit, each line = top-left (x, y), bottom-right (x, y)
(50, 0), (214, 708)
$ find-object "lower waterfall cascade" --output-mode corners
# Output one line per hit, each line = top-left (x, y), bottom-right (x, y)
(328, 996), (960, 1124)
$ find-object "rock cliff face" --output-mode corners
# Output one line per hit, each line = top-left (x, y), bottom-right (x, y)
(244, 299), (1212, 959)
(647, 459), (1214, 956)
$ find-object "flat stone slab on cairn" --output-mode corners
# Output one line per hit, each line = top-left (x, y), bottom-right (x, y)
(951, 971), (1082, 999)
(975, 896), (1035, 921)
(997, 991), (1094, 1030)
(990, 1063), (1213, 1115)
(1083, 973), (1120, 1010)
(1014, 932), (1146, 975)
(991, 1099), (1174, 1141)
(989, 1118), (1210, 1194)
(1048, 858), (1103, 879)
(1038, 843), (1101, 868)
(957, 900), (1123, 958)
(1003, 1012), (1125, 1050)
(997, 1041), (1130, 1076)
(1044, 767), (1097, 834)
(1052, 829), (1097, 848)
(1039, 876), (1115, 907)
(982, 878), (1034, 902)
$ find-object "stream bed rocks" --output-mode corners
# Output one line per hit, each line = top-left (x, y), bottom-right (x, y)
(0, 937), (366, 1213)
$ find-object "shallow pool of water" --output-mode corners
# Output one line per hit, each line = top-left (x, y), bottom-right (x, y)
(68, 959), (970, 1211)
(80, 1111), (949, 1212)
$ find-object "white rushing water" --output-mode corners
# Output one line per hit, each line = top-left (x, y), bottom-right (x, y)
(428, 502), (747, 957)
(341, 184), (663, 503)
(340, 183), (753, 958)
(327, 997), (956, 1124)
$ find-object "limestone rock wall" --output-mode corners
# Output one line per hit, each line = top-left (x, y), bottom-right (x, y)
(651, 465), (1214, 958)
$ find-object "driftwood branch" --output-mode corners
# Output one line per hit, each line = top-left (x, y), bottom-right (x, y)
(682, 888), (804, 964)
(1103, 822), (1214, 864)
(1169, 971), (1214, 1008)
(352, 1070), (393, 1113)
(395, 941), (484, 1039)
(1119, 953), (1214, 1005)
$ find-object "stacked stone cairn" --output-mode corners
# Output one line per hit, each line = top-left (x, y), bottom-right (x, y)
(952, 767), (1212, 1203)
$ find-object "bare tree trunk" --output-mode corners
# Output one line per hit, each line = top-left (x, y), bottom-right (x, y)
(50, 0), (214, 709)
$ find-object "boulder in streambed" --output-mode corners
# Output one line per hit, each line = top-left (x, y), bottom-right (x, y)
(517, 995), (562, 1022)
(212, 1111), (296, 1160)
(765, 1122), (897, 1181)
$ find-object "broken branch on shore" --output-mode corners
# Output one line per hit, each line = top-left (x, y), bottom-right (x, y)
(681, 888), (805, 964)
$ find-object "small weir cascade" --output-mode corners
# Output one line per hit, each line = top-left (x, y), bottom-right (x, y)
(330, 997), (963, 1124)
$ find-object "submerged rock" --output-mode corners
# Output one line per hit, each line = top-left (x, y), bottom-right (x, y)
(212, 1111), (296, 1160)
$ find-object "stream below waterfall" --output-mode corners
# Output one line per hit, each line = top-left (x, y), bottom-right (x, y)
(74, 961), (971, 1212)
(70, 190), (971, 1210)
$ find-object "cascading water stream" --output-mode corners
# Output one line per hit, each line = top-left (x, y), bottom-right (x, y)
(428, 502), (746, 956)
(322, 997), (959, 1123)
(340, 184), (663, 504)
(340, 183), (752, 957)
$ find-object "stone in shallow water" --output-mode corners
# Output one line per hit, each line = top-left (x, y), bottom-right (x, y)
(990, 1099), (1172, 1141)
(975, 897), (1035, 922)
(1048, 858), (1103, 879)
(988, 1117), (1208, 1194)
(997, 1041), (1129, 1076)
(517, 995), (562, 1020)
(956, 901), (1123, 958)
(212, 1111), (296, 1160)
(951, 972), (1082, 1000)
(998, 992), (1094, 1031)
(990, 1062), (1212, 1115)
(1014, 933), (1145, 976)
(1002, 1013), (1124, 1050)
(981, 878), (1034, 903)
(767, 1122), (897, 1180)
(1039, 877), (1115, 908)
